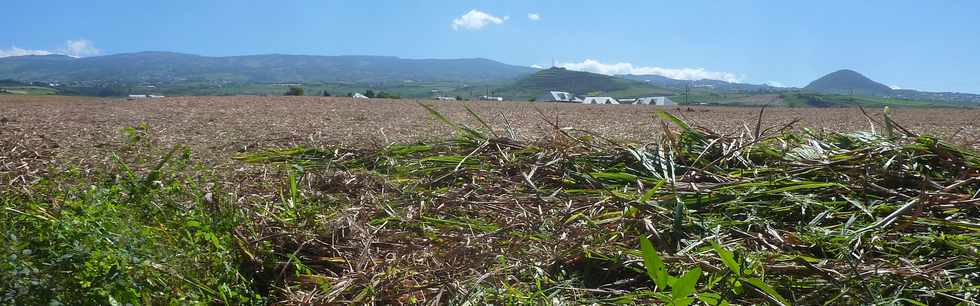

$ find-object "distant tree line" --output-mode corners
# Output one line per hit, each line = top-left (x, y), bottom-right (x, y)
(349, 90), (400, 99)
(285, 87), (304, 96)
(285, 87), (400, 99)
(60, 86), (128, 97)
(0, 79), (28, 86)
(366, 90), (399, 99)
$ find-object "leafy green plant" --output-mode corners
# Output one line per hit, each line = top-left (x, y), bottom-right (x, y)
(639, 236), (704, 306)
(1, 125), (262, 305)
(640, 236), (668, 290)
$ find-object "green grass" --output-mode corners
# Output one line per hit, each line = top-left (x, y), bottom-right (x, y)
(114, 80), (475, 99)
(676, 90), (759, 105)
(0, 86), (58, 95)
(1, 133), (263, 304)
(2, 106), (978, 304)
(780, 92), (963, 107)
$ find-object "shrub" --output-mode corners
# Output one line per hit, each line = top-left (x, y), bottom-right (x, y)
(375, 91), (400, 99)
(284, 87), (304, 96)
(0, 128), (263, 305)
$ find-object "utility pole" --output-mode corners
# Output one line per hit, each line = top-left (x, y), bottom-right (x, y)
(685, 82), (690, 105)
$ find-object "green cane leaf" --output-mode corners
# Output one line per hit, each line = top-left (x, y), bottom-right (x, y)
(640, 236), (668, 290)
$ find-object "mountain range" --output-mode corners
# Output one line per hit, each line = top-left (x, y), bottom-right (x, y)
(0, 52), (978, 104)
(0, 52), (536, 83)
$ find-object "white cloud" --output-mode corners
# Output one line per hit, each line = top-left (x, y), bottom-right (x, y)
(0, 46), (53, 58)
(0, 39), (101, 58)
(765, 81), (785, 87)
(889, 85), (902, 90)
(528, 13), (541, 21)
(61, 39), (101, 57)
(452, 9), (506, 30)
(558, 59), (743, 83)
(530, 64), (544, 69)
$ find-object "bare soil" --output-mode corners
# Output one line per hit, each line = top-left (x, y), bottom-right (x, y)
(2, 95), (979, 167)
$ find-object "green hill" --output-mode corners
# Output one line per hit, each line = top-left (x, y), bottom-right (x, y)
(515, 67), (628, 92)
(804, 69), (894, 96)
(493, 67), (673, 100)
(779, 92), (962, 107)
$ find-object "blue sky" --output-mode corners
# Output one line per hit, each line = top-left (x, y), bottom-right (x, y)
(3, 1), (979, 92)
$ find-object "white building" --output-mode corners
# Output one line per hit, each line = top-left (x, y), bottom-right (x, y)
(635, 96), (676, 106)
(128, 94), (164, 100)
(581, 97), (619, 105)
(434, 96), (455, 101)
(480, 95), (504, 101)
(538, 91), (578, 102)
(352, 93), (370, 99)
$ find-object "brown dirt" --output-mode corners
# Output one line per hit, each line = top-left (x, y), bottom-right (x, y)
(2, 95), (979, 167)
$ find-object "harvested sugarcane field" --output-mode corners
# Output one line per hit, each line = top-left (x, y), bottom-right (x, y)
(5, 2), (980, 305)
(2, 95), (979, 305)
